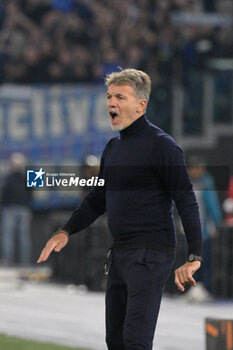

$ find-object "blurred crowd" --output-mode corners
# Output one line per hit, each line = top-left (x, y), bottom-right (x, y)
(0, 0), (232, 85)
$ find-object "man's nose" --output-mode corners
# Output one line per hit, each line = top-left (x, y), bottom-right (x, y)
(107, 97), (117, 108)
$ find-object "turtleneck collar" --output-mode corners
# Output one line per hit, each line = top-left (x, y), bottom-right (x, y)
(119, 114), (149, 138)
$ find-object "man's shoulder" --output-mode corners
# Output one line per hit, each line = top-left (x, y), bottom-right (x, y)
(106, 136), (119, 146)
(147, 122), (181, 149)
(103, 136), (118, 152)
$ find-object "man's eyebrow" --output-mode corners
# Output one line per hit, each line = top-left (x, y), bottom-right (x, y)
(106, 93), (126, 98)
(116, 93), (126, 98)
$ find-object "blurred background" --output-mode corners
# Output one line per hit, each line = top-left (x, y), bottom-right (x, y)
(0, 0), (233, 303)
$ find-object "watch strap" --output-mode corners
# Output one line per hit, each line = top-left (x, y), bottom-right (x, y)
(188, 254), (202, 262)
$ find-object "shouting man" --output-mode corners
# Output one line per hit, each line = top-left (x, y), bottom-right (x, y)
(38, 69), (202, 350)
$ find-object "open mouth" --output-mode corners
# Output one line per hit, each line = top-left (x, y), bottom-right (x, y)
(109, 111), (119, 122)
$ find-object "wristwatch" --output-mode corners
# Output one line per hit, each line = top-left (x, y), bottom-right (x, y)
(188, 254), (202, 262)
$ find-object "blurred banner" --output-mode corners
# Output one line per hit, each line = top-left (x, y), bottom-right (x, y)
(0, 84), (114, 163)
(0, 85), (115, 209)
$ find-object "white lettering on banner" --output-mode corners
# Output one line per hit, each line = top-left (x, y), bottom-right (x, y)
(50, 99), (64, 137)
(32, 90), (45, 139)
(49, 86), (62, 98)
(0, 85), (113, 145)
(0, 108), (3, 140)
(8, 103), (29, 141)
(67, 97), (89, 134)
(0, 86), (32, 99)
(95, 93), (111, 131)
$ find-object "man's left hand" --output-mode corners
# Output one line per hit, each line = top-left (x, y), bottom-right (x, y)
(175, 261), (201, 292)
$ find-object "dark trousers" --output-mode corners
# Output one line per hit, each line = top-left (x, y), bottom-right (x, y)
(105, 247), (175, 350)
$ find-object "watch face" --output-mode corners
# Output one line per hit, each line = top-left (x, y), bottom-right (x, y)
(189, 254), (202, 262)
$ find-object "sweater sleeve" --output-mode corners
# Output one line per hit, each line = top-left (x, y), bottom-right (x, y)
(154, 135), (203, 257)
(61, 142), (110, 236)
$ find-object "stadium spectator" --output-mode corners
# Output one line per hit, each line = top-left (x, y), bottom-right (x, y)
(0, 0), (232, 85)
(203, 0), (216, 13)
(0, 153), (32, 266)
(223, 176), (233, 226)
(51, 0), (74, 13)
(187, 156), (222, 300)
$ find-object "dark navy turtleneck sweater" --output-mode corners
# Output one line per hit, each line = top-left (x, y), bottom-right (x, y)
(62, 115), (202, 256)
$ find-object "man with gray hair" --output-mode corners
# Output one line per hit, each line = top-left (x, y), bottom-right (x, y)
(38, 68), (202, 350)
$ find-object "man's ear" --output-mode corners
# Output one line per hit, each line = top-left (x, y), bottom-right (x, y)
(137, 99), (147, 114)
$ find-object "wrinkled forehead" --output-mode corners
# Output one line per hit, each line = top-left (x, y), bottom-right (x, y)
(107, 83), (136, 96)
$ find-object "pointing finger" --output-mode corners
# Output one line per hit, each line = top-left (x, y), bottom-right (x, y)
(37, 242), (57, 263)
(175, 272), (185, 292)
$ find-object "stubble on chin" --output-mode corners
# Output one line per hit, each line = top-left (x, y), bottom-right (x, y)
(111, 124), (125, 131)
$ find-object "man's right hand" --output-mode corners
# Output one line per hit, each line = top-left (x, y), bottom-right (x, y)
(37, 231), (69, 263)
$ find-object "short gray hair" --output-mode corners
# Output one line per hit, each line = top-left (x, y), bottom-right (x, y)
(105, 68), (151, 102)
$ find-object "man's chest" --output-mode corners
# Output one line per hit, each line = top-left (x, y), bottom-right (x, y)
(103, 139), (160, 190)
(104, 138), (154, 166)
